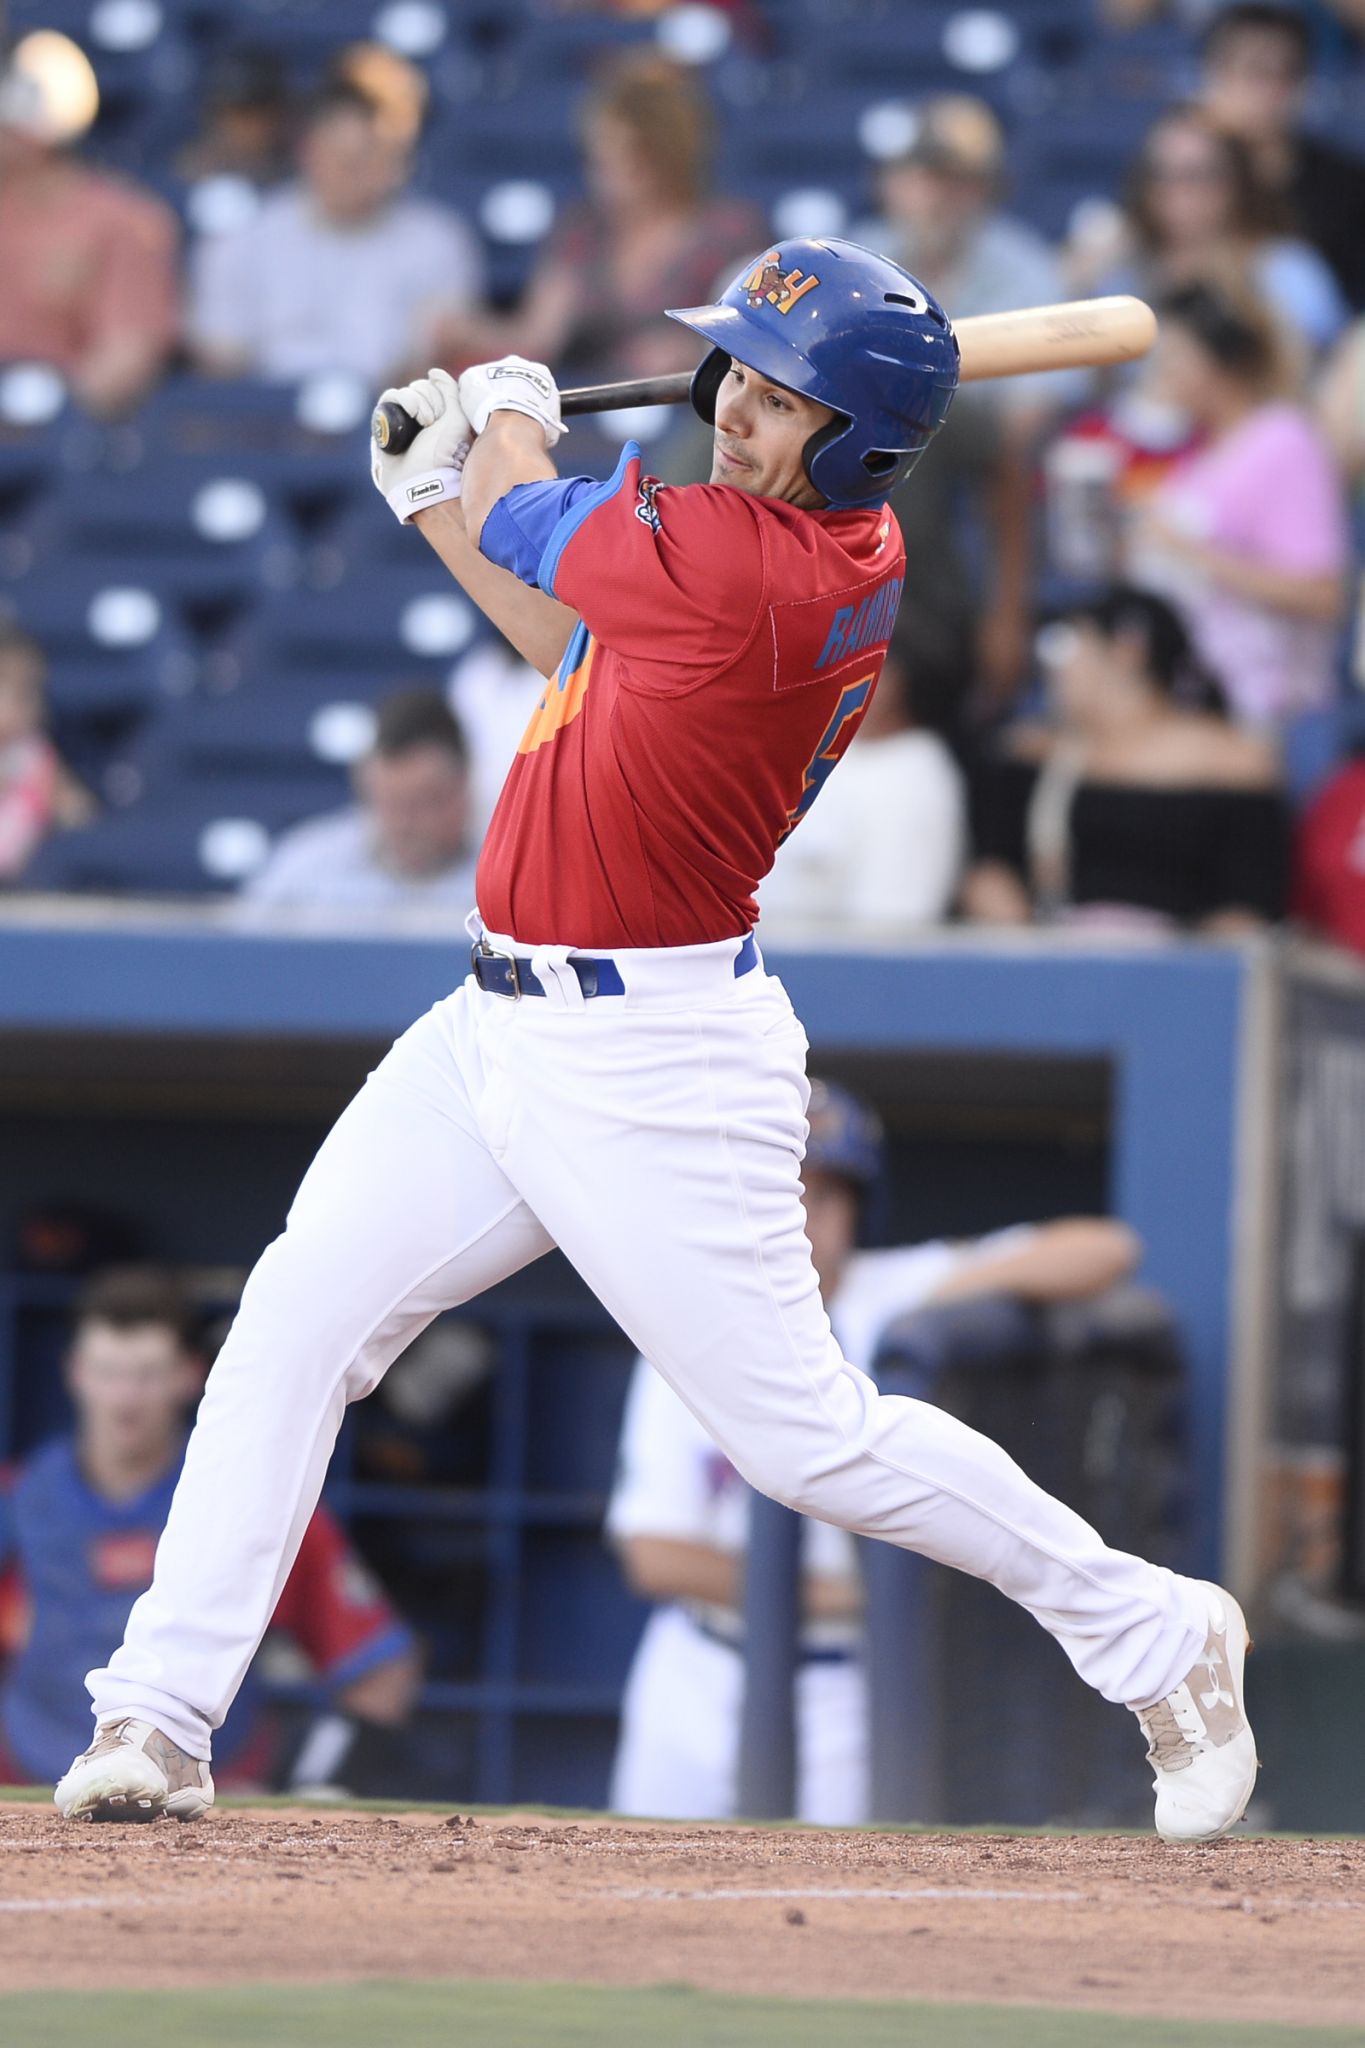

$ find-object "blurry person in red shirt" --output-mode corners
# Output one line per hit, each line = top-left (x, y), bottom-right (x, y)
(0, 1268), (421, 1793)
(1295, 749), (1365, 958)
(0, 34), (180, 414)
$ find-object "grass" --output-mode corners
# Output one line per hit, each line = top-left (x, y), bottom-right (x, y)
(4, 1981), (1360, 2048)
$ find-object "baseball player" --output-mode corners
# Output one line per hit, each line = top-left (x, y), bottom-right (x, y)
(56, 237), (1256, 1841)
(607, 1080), (1141, 1825)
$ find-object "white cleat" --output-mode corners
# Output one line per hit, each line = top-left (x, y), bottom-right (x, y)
(54, 1717), (214, 1825)
(1135, 1579), (1259, 1844)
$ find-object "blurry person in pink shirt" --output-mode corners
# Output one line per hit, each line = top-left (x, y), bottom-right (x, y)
(0, 40), (180, 415)
(0, 625), (92, 882)
(1126, 282), (1349, 736)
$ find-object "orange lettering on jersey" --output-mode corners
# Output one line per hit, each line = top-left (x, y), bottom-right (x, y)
(517, 630), (596, 755)
(743, 251), (821, 316)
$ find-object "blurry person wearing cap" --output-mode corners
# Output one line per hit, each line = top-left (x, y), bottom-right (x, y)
(236, 686), (478, 927)
(0, 32), (180, 415)
(189, 77), (482, 386)
(606, 1081), (1140, 1824)
(861, 95), (1081, 707)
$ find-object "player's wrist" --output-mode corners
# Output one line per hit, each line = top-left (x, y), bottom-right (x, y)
(479, 408), (552, 451)
(384, 467), (463, 524)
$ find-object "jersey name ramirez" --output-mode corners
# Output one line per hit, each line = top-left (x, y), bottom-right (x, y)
(769, 572), (904, 695)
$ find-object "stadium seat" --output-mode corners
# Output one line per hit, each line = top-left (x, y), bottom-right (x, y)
(123, 378), (374, 530)
(30, 460), (301, 619)
(225, 573), (485, 689)
(135, 670), (393, 782)
(22, 775), (349, 896)
(0, 568), (195, 722)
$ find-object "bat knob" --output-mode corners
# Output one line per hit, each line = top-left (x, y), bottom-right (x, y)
(371, 400), (419, 455)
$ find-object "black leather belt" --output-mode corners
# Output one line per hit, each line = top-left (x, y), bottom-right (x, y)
(471, 931), (759, 1001)
(692, 1614), (858, 1666)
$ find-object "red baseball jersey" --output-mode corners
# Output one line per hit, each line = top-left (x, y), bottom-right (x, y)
(475, 446), (905, 948)
(1295, 757), (1365, 958)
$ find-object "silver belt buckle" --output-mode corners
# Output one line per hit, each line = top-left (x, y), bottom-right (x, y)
(472, 939), (522, 1000)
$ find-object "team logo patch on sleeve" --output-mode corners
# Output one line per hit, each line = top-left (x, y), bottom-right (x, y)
(744, 250), (821, 316)
(634, 479), (662, 531)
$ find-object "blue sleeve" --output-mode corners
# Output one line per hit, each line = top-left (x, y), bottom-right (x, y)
(479, 473), (609, 588)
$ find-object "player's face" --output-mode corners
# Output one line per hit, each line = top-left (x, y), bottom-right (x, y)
(800, 1166), (860, 1301)
(360, 743), (471, 878)
(67, 1321), (202, 1465)
(711, 361), (837, 509)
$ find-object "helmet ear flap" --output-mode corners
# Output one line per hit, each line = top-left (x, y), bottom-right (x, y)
(689, 346), (730, 424)
(802, 413), (853, 508)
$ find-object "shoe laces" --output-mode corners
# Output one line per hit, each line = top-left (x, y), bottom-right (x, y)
(85, 1717), (137, 1757)
(1137, 1697), (1197, 1773)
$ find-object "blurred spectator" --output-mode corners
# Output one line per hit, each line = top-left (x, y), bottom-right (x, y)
(1295, 747), (1365, 957)
(189, 80), (482, 385)
(963, 585), (1290, 933)
(0, 1267), (420, 1794)
(1198, 3), (1365, 311)
(239, 687), (477, 922)
(1316, 314), (1365, 486)
(607, 1079), (1141, 1824)
(1072, 103), (1348, 362)
(1316, 315), (1365, 698)
(861, 96), (1080, 704)
(757, 610), (967, 941)
(0, 622), (93, 883)
(1126, 282), (1349, 733)
(433, 54), (764, 385)
(0, 37), (180, 415)
(175, 47), (295, 190)
(446, 636), (549, 836)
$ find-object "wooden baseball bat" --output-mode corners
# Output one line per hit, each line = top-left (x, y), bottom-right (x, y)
(370, 296), (1156, 454)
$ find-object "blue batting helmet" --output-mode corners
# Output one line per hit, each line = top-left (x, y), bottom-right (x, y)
(666, 237), (960, 510)
(804, 1079), (885, 1189)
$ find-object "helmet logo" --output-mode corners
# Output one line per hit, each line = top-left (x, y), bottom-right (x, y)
(743, 250), (820, 316)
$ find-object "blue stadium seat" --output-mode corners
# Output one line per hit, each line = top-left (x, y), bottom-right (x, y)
(30, 460), (301, 618)
(226, 572), (485, 687)
(0, 569), (195, 722)
(135, 670), (396, 781)
(124, 379), (374, 527)
(22, 776), (348, 896)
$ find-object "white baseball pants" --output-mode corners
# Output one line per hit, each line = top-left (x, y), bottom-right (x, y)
(88, 936), (1207, 1757)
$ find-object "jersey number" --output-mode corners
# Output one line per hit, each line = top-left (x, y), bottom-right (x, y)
(780, 672), (877, 843)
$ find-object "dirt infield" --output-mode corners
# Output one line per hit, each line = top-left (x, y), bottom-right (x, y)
(2, 1801), (1363, 2031)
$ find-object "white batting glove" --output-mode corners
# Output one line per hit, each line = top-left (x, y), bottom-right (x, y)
(370, 367), (473, 524)
(458, 356), (565, 448)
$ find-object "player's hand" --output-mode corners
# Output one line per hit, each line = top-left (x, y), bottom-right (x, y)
(370, 367), (473, 524)
(458, 356), (565, 448)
